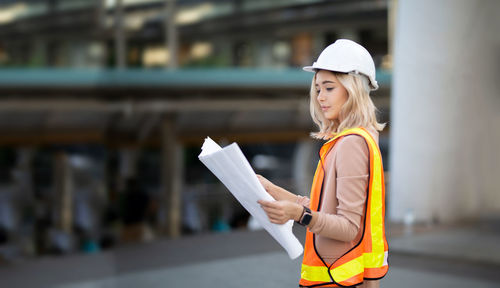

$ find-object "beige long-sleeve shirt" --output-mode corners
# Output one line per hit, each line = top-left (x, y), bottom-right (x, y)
(297, 128), (379, 288)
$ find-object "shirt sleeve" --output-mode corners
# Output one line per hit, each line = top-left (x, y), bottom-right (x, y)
(308, 135), (369, 242)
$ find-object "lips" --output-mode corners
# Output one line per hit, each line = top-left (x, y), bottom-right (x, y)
(321, 106), (330, 111)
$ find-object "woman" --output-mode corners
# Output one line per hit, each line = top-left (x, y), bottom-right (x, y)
(258, 39), (388, 288)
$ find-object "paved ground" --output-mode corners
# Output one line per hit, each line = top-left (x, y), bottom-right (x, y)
(389, 223), (500, 265)
(1, 222), (500, 288)
(52, 252), (499, 288)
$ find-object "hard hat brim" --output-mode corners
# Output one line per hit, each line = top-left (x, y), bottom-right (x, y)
(302, 63), (350, 74)
(302, 66), (316, 73)
(302, 64), (379, 91)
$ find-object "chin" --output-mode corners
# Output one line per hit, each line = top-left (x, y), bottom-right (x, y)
(325, 115), (338, 121)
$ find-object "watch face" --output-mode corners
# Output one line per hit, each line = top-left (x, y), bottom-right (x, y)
(302, 213), (312, 225)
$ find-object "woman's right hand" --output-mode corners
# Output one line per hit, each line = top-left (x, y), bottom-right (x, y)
(257, 174), (279, 198)
(257, 174), (297, 202)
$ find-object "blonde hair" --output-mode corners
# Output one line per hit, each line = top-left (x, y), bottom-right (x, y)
(310, 71), (385, 139)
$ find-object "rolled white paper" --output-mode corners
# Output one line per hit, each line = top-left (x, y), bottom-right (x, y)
(198, 137), (303, 259)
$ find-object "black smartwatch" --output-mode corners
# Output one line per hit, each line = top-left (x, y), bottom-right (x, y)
(298, 206), (312, 226)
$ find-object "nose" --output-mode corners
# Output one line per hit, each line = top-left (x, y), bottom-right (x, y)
(317, 90), (325, 102)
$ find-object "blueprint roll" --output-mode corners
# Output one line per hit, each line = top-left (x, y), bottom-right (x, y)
(199, 137), (303, 259)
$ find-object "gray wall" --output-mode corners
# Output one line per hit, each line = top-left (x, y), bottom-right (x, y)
(390, 0), (500, 223)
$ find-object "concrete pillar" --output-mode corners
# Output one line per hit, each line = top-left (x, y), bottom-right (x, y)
(338, 29), (360, 43)
(390, 0), (500, 223)
(256, 39), (272, 68)
(383, 0), (397, 70)
(292, 140), (316, 196)
(291, 33), (313, 67)
(54, 152), (73, 233)
(114, 0), (126, 68)
(118, 148), (138, 192)
(165, 0), (178, 69)
(161, 117), (183, 237)
(31, 37), (47, 66)
(96, 0), (106, 29)
(15, 148), (34, 194)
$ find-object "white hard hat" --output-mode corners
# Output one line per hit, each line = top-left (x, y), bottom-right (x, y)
(303, 39), (379, 91)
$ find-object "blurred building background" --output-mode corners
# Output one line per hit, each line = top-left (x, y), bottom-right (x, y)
(0, 0), (391, 258)
(0, 0), (499, 287)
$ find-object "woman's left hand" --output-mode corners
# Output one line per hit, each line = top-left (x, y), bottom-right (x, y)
(257, 200), (303, 224)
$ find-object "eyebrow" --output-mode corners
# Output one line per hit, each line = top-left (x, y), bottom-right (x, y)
(315, 80), (336, 86)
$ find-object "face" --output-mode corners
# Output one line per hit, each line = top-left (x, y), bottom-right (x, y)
(315, 70), (349, 122)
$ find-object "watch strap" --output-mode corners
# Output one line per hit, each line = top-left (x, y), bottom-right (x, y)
(298, 206), (312, 226)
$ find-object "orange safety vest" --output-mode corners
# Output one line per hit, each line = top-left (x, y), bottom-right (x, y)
(299, 127), (388, 287)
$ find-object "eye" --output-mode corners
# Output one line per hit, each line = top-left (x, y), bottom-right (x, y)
(326, 87), (334, 92)
(316, 89), (321, 94)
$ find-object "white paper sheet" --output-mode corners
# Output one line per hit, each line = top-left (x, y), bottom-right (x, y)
(198, 137), (303, 259)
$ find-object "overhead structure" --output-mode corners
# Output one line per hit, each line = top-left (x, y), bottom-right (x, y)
(0, 69), (391, 146)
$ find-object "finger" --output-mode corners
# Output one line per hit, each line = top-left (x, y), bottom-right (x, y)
(257, 175), (265, 183)
(258, 200), (280, 208)
(258, 200), (274, 209)
(269, 217), (287, 225)
(267, 214), (281, 222)
(257, 200), (274, 208)
(264, 210), (285, 217)
(260, 204), (286, 217)
(269, 218), (280, 224)
(260, 205), (283, 216)
(259, 201), (279, 209)
(257, 174), (267, 180)
(260, 204), (284, 216)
